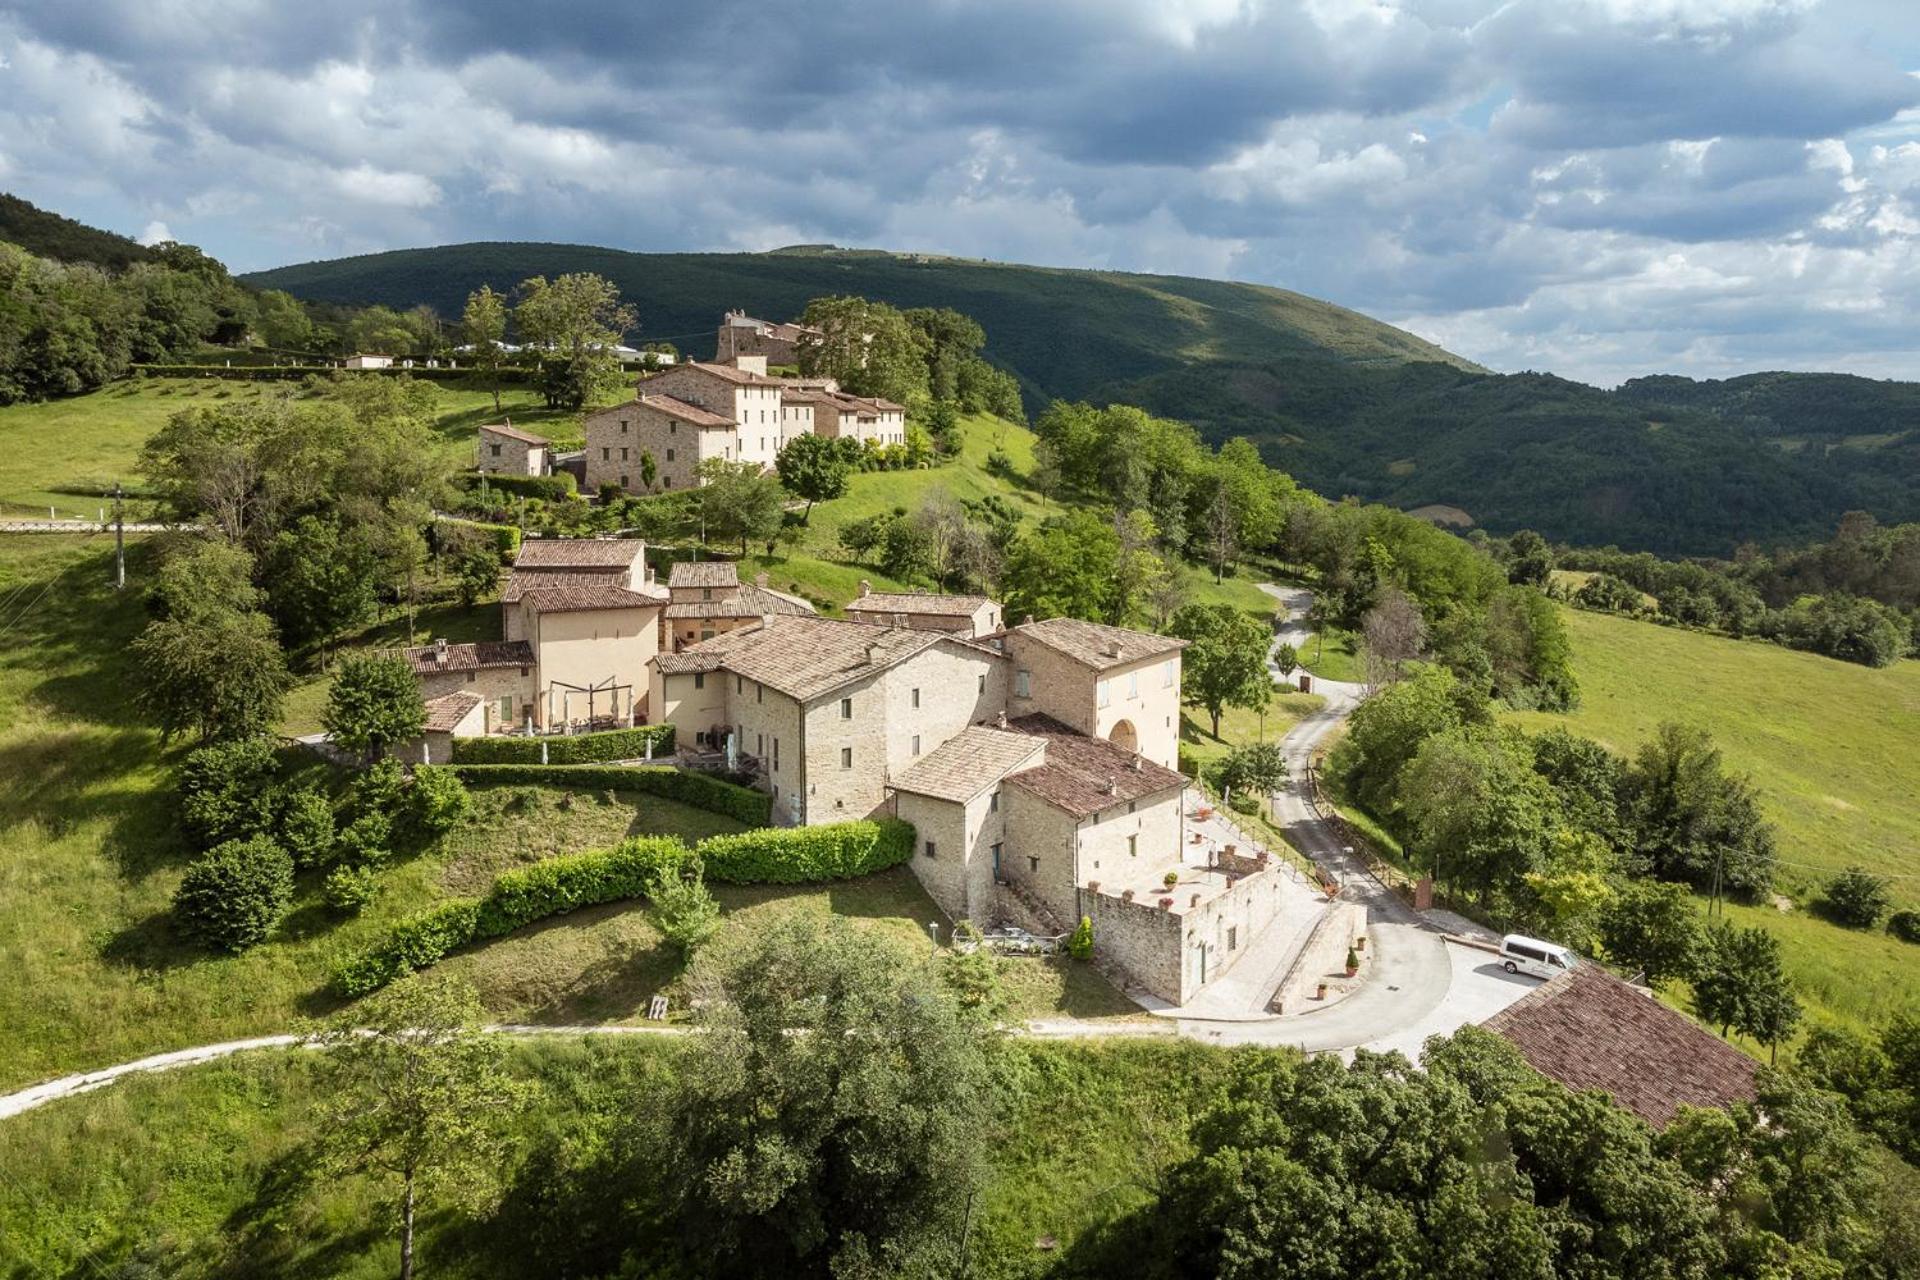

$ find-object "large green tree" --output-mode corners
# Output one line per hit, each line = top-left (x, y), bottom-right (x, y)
(774, 432), (852, 524)
(1170, 603), (1273, 738)
(131, 543), (291, 744)
(1624, 722), (1777, 902)
(324, 653), (426, 763)
(797, 295), (927, 404)
(513, 272), (635, 410)
(1600, 879), (1704, 989)
(460, 284), (510, 411)
(696, 458), (785, 554)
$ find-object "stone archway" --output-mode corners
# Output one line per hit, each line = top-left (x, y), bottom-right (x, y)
(1108, 719), (1139, 754)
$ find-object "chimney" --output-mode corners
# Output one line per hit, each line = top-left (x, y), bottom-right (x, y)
(858, 580), (872, 598)
(761, 614), (776, 632)
(994, 710), (1008, 729)
(867, 642), (885, 665)
(434, 637), (449, 664)
(1130, 756), (1143, 773)
(1022, 614), (1035, 626)
(1102, 778), (1118, 797)
(1104, 641), (1122, 659)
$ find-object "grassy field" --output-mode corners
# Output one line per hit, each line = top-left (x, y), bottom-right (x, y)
(0, 1034), (1228, 1278)
(1504, 605), (1920, 1031)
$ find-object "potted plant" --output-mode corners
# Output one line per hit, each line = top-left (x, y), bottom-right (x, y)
(1344, 946), (1360, 977)
(1315, 981), (1329, 1000)
(1163, 870), (1180, 890)
(1121, 888), (1135, 903)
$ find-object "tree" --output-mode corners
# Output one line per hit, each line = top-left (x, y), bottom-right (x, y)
(172, 834), (294, 952)
(1362, 587), (1427, 688)
(921, 397), (963, 454)
(255, 289), (315, 351)
(132, 603), (291, 744)
(316, 976), (528, 1280)
(1171, 603), (1274, 738)
(1624, 723), (1777, 902)
(513, 273), (635, 410)
(638, 916), (995, 1276)
(649, 861), (720, 955)
(177, 736), (279, 849)
(1001, 510), (1122, 624)
(774, 432), (852, 523)
(1693, 922), (1800, 1054)
(1399, 726), (1557, 904)
(1215, 741), (1288, 798)
(1273, 641), (1298, 679)
(278, 786), (337, 868)
(1507, 530), (1555, 587)
(449, 539), (501, 609)
(1600, 879), (1703, 988)
(324, 654), (425, 763)
(405, 766), (471, 837)
(696, 458), (785, 554)
(797, 295), (928, 404)
(460, 284), (509, 411)
(264, 514), (381, 649)
(1822, 865), (1892, 929)
(1328, 664), (1478, 814)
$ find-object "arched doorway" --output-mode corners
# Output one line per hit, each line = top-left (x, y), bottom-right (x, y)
(1108, 719), (1139, 754)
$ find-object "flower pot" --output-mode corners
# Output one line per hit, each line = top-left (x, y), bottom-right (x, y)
(1316, 982), (1328, 999)
(1355, 936), (1366, 952)
(1121, 889), (1135, 903)
(1345, 965), (1358, 978)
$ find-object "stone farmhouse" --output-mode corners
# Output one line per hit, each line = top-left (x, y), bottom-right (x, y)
(714, 310), (821, 366)
(662, 559), (816, 651)
(390, 538), (667, 745)
(579, 352), (906, 495)
(476, 422), (550, 477)
(842, 585), (1002, 637)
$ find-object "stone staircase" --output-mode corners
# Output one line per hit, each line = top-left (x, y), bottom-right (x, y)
(993, 876), (1070, 938)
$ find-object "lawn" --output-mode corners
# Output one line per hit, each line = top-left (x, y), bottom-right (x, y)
(1504, 605), (1920, 1032)
(1299, 621), (1364, 682)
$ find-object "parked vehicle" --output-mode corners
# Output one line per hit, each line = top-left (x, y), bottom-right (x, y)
(1500, 934), (1577, 980)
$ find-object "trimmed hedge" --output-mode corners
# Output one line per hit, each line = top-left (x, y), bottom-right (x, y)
(450, 725), (674, 765)
(334, 836), (688, 995)
(461, 471), (579, 501)
(696, 819), (915, 885)
(443, 763), (769, 826)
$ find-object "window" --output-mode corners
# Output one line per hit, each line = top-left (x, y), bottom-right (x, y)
(693, 673), (705, 689)
(1028, 855), (1040, 873)
(773, 738), (779, 770)
(489, 443), (501, 457)
(1163, 659), (1175, 688)
(600, 447), (610, 460)
(700, 628), (714, 640)
(1228, 926), (1238, 952)
(756, 684), (763, 704)
(911, 687), (920, 708)
(1128, 834), (1137, 857)
(620, 475), (628, 488)
(620, 447), (629, 461)
(841, 697), (853, 719)
(1015, 669), (1031, 698)
(1098, 680), (1111, 708)
(989, 790), (999, 812)
(702, 588), (712, 601)
(756, 733), (764, 756)
(736, 676), (743, 694)
(620, 420), (629, 433)
(466, 671), (476, 683)
(977, 673), (986, 695)
(666, 448), (675, 461)
(911, 734), (921, 756)
(664, 477), (672, 488)
(923, 840), (937, 859)
(840, 747), (853, 769)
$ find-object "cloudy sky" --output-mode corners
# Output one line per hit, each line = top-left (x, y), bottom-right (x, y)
(3, 0), (1917, 385)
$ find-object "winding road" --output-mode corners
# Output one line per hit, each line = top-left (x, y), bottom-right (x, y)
(0, 585), (1531, 1122)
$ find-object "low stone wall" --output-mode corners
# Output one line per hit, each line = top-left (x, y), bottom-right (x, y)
(1078, 861), (1302, 1005)
(1077, 889), (1184, 1002)
(1271, 901), (1368, 1012)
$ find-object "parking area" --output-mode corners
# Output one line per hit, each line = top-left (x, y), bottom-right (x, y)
(1359, 939), (1542, 1059)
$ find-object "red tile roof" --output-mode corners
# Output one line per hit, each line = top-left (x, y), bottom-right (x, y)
(422, 691), (484, 732)
(1481, 963), (1759, 1129)
(519, 583), (662, 614)
(633, 391), (735, 429)
(1003, 714), (1185, 817)
(1010, 616), (1186, 671)
(844, 592), (995, 617)
(668, 560), (740, 590)
(479, 422), (550, 445)
(514, 538), (648, 570)
(390, 640), (533, 674)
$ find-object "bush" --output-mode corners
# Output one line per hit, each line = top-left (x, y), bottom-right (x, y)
(696, 820), (915, 884)
(335, 836), (689, 995)
(177, 737), (279, 849)
(450, 725), (675, 765)
(1889, 911), (1920, 944)
(172, 835), (294, 953)
(278, 786), (337, 868)
(406, 765), (471, 836)
(650, 862), (721, 955)
(324, 864), (379, 914)
(461, 471), (578, 502)
(443, 763), (768, 825)
(352, 757), (406, 817)
(1227, 790), (1261, 815)
(1067, 916), (1093, 961)
(334, 810), (393, 868)
(1823, 865), (1893, 929)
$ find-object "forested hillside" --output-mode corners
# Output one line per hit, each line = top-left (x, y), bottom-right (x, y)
(247, 241), (1920, 554)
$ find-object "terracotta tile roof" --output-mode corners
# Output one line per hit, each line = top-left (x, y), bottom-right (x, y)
(390, 640), (533, 675)
(519, 583), (662, 614)
(479, 422), (550, 446)
(1003, 714), (1185, 817)
(891, 726), (1046, 803)
(1010, 616), (1186, 671)
(780, 388), (835, 405)
(666, 616), (950, 702)
(421, 691), (484, 733)
(632, 391), (735, 429)
(501, 569), (628, 604)
(1481, 963), (1759, 1129)
(514, 538), (647, 570)
(844, 592), (995, 618)
(654, 649), (732, 676)
(668, 561), (740, 590)
(676, 360), (782, 387)
(665, 583), (817, 620)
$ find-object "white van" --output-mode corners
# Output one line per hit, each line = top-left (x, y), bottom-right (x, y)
(1499, 934), (1577, 980)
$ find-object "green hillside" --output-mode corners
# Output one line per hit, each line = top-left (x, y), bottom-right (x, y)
(0, 193), (153, 269)
(245, 242), (1920, 553)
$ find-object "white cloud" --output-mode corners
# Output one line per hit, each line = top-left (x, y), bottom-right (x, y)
(136, 220), (173, 245)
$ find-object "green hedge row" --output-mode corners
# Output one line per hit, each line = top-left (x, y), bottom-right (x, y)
(334, 836), (688, 996)
(461, 472), (580, 501)
(443, 763), (770, 826)
(130, 363), (542, 385)
(450, 725), (674, 765)
(698, 819), (915, 884)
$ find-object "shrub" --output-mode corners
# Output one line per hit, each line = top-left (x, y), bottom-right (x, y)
(1345, 946), (1361, 971)
(406, 766), (471, 836)
(449, 725), (675, 765)
(1067, 916), (1094, 961)
(177, 737), (279, 848)
(352, 757), (406, 818)
(443, 764), (769, 825)
(334, 810), (393, 868)
(324, 864), (379, 914)
(334, 900), (483, 997)
(173, 835), (294, 953)
(1888, 910), (1920, 945)
(278, 786), (337, 868)
(1823, 865), (1893, 929)
(650, 862), (721, 955)
(461, 471), (578, 502)
(1227, 791), (1261, 815)
(696, 820), (915, 884)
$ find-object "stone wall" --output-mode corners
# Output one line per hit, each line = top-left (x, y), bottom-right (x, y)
(583, 402), (727, 494)
(1090, 651), (1182, 771)
(1076, 890), (1184, 1002)
(1002, 630), (1098, 736)
(477, 430), (544, 477)
(650, 669), (727, 744)
(1002, 786), (1084, 926)
(1074, 785), (1185, 890)
(1176, 866), (1299, 1000)
(416, 666), (533, 733)
(1272, 902), (1367, 1013)
(725, 676), (807, 824)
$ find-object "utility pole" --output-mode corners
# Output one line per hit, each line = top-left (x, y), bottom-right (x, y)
(112, 483), (126, 591)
